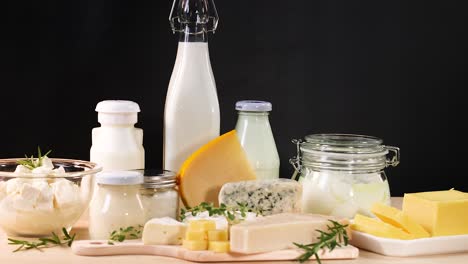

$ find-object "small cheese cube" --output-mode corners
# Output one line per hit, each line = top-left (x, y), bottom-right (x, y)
(142, 217), (187, 245)
(182, 239), (208, 251)
(371, 203), (430, 238)
(185, 230), (207, 241)
(208, 241), (230, 253)
(188, 220), (216, 232)
(351, 214), (413, 240)
(208, 229), (228, 241)
(403, 190), (468, 236)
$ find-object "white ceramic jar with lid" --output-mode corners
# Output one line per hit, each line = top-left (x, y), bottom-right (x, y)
(90, 100), (145, 171)
(138, 170), (179, 222)
(235, 100), (280, 179)
(290, 134), (400, 218)
(88, 171), (145, 240)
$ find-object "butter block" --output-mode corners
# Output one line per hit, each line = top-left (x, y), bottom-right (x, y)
(403, 190), (468, 236)
(182, 239), (208, 251)
(208, 229), (228, 241)
(351, 214), (413, 240)
(188, 220), (216, 232)
(208, 241), (230, 253)
(371, 203), (430, 238)
(218, 179), (302, 215)
(142, 217), (187, 245)
(185, 230), (207, 241)
(230, 213), (348, 254)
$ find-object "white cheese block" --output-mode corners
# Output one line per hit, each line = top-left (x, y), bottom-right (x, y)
(51, 179), (80, 207)
(142, 217), (187, 245)
(230, 213), (347, 254)
(32, 180), (54, 211)
(218, 179), (302, 215)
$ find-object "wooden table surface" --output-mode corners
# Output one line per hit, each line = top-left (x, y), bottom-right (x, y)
(1, 198), (467, 264)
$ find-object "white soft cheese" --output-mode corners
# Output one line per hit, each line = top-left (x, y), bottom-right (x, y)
(142, 217), (187, 245)
(0, 160), (83, 236)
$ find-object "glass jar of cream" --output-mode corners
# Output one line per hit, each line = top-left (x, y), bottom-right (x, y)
(138, 170), (179, 222)
(88, 171), (145, 240)
(290, 134), (400, 218)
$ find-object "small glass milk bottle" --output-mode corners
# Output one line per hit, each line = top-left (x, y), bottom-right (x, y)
(235, 100), (280, 179)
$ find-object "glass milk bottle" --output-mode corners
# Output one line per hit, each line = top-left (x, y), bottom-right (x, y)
(90, 100), (145, 171)
(163, 0), (220, 172)
(235, 100), (280, 179)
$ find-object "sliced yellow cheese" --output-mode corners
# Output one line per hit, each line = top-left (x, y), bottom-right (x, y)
(371, 203), (430, 238)
(208, 229), (228, 241)
(182, 239), (208, 251)
(188, 220), (216, 232)
(208, 241), (230, 253)
(185, 230), (207, 241)
(403, 190), (468, 236)
(351, 214), (414, 240)
(178, 130), (256, 207)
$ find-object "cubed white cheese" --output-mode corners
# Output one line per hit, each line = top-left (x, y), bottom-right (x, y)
(219, 179), (302, 215)
(51, 179), (80, 208)
(0, 181), (6, 200)
(183, 211), (229, 230)
(32, 180), (54, 211)
(14, 165), (31, 174)
(6, 178), (27, 195)
(142, 217), (187, 245)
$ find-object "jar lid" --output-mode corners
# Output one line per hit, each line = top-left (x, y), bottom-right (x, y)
(303, 134), (385, 155)
(96, 171), (144, 185)
(95, 100), (141, 113)
(236, 100), (272, 112)
(136, 170), (177, 189)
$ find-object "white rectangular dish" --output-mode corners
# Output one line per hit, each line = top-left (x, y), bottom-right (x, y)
(351, 230), (468, 257)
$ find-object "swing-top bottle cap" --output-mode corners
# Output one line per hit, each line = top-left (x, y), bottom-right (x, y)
(169, 0), (219, 34)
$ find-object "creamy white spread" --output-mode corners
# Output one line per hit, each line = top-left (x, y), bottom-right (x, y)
(0, 157), (83, 236)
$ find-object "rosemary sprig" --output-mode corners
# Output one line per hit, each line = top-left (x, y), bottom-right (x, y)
(107, 225), (143, 245)
(16, 146), (52, 170)
(8, 228), (75, 252)
(294, 220), (349, 264)
(180, 202), (257, 223)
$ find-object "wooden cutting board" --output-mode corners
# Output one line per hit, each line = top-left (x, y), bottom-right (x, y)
(72, 240), (359, 262)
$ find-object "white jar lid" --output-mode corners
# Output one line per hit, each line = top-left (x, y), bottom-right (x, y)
(95, 100), (140, 113)
(96, 171), (144, 185)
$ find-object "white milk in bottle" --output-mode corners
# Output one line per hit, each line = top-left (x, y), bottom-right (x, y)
(90, 100), (145, 171)
(164, 0), (220, 171)
(235, 100), (280, 179)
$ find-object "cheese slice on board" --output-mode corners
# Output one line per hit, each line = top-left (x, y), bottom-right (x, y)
(178, 130), (256, 207)
(230, 213), (349, 254)
(371, 203), (430, 238)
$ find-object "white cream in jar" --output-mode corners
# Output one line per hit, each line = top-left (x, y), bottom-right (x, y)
(88, 171), (145, 240)
(138, 170), (179, 222)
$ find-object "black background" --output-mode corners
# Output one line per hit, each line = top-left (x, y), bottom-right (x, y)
(1, 1), (466, 195)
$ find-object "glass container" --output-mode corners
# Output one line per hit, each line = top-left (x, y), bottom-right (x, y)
(290, 134), (400, 218)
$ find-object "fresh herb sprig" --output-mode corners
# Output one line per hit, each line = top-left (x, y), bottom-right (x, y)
(16, 146), (52, 170)
(180, 202), (257, 223)
(294, 220), (349, 264)
(8, 228), (75, 252)
(108, 225), (143, 245)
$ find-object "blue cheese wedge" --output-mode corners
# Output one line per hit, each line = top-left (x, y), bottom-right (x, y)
(218, 179), (302, 215)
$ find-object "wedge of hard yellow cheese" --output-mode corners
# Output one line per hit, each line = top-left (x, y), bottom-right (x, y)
(371, 203), (430, 238)
(178, 130), (256, 207)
